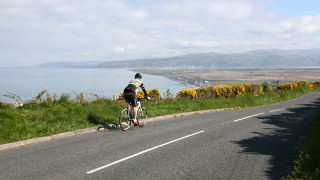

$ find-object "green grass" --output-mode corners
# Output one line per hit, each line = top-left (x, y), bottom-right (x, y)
(145, 86), (316, 117)
(0, 86), (319, 145)
(0, 98), (125, 144)
(286, 111), (320, 180)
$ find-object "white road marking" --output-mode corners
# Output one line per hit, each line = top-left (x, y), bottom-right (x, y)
(270, 108), (286, 112)
(86, 130), (205, 174)
(233, 113), (265, 122)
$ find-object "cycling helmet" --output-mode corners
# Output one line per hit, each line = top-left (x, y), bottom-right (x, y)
(135, 73), (142, 79)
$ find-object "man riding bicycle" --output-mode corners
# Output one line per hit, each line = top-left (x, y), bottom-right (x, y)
(123, 73), (149, 126)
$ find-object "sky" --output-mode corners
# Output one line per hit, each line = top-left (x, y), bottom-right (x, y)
(0, 0), (320, 67)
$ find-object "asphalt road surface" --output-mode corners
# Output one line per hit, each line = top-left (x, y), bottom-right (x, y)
(1, 92), (320, 180)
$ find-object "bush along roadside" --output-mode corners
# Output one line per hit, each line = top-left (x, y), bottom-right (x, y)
(0, 81), (320, 145)
(286, 111), (320, 180)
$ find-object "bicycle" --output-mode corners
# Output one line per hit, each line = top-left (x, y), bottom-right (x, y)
(119, 98), (148, 131)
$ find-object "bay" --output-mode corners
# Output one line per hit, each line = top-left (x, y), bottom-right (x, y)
(0, 68), (186, 103)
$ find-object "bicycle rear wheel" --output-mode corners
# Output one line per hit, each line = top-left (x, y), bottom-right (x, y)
(137, 106), (148, 127)
(119, 108), (131, 131)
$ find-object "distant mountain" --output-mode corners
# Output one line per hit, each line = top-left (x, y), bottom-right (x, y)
(98, 49), (320, 69)
(39, 61), (104, 68)
(39, 49), (320, 69)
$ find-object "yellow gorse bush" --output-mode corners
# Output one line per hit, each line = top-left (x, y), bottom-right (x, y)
(244, 84), (262, 96)
(278, 81), (309, 91)
(259, 89), (264, 95)
(119, 81), (319, 102)
(309, 82), (320, 89)
(176, 89), (198, 100)
(309, 84), (314, 90)
(137, 89), (161, 100)
(119, 88), (161, 100)
(196, 84), (259, 99)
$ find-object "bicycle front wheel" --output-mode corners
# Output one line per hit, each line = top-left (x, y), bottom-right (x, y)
(119, 108), (131, 131)
(137, 106), (148, 127)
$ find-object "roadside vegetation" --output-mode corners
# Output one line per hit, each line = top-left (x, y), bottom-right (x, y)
(286, 111), (320, 180)
(0, 81), (319, 145)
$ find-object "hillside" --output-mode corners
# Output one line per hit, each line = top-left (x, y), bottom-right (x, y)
(98, 49), (320, 69)
(39, 61), (104, 68)
(38, 49), (320, 69)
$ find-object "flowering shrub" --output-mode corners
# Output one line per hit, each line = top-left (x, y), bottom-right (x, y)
(196, 85), (246, 99)
(232, 85), (246, 96)
(278, 81), (308, 91)
(309, 84), (314, 90)
(119, 88), (161, 100)
(137, 88), (161, 100)
(119, 80), (319, 103)
(177, 89), (198, 100)
(196, 86), (215, 99)
(259, 89), (264, 95)
(308, 81), (320, 90)
(297, 81), (308, 87)
(310, 81), (320, 87)
(244, 84), (262, 96)
(136, 90), (145, 98)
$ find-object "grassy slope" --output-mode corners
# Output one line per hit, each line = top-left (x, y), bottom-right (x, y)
(286, 112), (320, 180)
(0, 99), (125, 144)
(1, 87), (318, 145)
(146, 87), (315, 117)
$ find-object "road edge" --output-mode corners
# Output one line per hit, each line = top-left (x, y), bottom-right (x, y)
(0, 107), (240, 151)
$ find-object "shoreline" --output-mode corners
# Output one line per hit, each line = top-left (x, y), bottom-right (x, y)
(0, 68), (188, 104)
(130, 68), (208, 89)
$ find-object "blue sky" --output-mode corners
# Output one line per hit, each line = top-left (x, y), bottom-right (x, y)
(0, 0), (319, 67)
(270, 0), (320, 16)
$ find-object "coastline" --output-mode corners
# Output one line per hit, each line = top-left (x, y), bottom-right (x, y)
(0, 68), (186, 104)
(130, 68), (210, 89)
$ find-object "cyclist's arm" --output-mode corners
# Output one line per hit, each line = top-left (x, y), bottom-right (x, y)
(140, 84), (148, 98)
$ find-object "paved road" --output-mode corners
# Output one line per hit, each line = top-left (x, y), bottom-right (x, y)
(1, 92), (320, 180)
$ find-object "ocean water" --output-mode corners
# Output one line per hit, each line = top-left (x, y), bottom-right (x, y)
(0, 68), (186, 103)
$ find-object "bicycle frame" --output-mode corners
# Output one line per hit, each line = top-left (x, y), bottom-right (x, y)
(126, 100), (142, 117)
(119, 98), (148, 131)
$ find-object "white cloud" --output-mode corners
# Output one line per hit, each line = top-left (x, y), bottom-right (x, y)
(162, 0), (256, 21)
(248, 15), (320, 38)
(0, 0), (319, 67)
(113, 47), (125, 54)
(81, 52), (91, 56)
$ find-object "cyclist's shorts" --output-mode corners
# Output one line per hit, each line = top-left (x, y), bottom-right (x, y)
(123, 92), (138, 107)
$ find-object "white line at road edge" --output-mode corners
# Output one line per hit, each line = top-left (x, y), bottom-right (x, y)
(233, 113), (265, 122)
(270, 108), (286, 112)
(86, 130), (205, 174)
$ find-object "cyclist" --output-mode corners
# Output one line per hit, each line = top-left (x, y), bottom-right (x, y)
(123, 73), (149, 126)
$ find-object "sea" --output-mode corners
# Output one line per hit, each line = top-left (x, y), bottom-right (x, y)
(0, 68), (186, 103)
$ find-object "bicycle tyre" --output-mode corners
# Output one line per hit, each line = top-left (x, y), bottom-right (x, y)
(137, 106), (148, 127)
(97, 126), (107, 132)
(119, 108), (131, 131)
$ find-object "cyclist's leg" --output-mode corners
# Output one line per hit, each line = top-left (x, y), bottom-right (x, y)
(124, 92), (138, 123)
(129, 93), (138, 121)
(133, 106), (138, 120)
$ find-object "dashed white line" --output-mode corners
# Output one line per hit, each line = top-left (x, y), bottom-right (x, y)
(86, 130), (205, 174)
(270, 108), (286, 112)
(233, 113), (265, 122)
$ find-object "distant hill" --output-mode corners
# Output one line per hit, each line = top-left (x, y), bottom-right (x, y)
(39, 61), (104, 68)
(98, 49), (320, 69)
(39, 49), (320, 69)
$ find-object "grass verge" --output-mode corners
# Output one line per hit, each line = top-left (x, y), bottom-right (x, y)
(0, 86), (319, 145)
(286, 111), (320, 180)
(145, 87), (317, 117)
